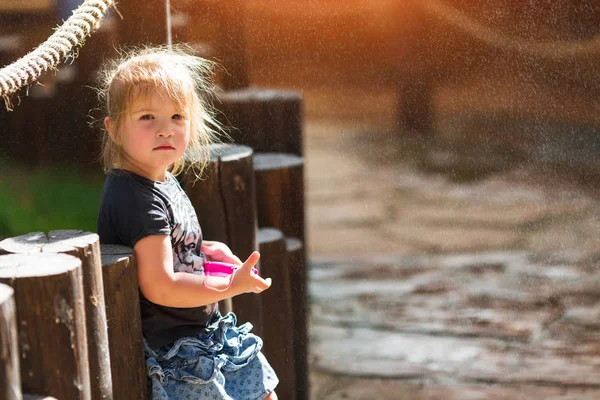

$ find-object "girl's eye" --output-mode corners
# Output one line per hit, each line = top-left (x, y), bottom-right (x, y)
(172, 114), (185, 120)
(140, 114), (154, 120)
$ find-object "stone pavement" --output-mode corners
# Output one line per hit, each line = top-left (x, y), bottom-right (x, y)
(304, 119), (600, 399)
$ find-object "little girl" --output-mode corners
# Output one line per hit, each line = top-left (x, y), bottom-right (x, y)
(96, 46), (279, 400)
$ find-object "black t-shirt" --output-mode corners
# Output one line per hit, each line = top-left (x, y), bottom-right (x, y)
(97, 169), (218, 349)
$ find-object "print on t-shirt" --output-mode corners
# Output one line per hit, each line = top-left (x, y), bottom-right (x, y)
(168, 187), (206, 275)
(171, 222), (205, 274)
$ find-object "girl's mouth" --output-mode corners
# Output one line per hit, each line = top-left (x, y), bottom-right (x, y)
(154, 145), (174, 150)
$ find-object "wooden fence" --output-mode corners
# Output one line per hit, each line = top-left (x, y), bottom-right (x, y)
(0, 90), (309, 400)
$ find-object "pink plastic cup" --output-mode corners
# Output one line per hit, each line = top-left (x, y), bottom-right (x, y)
(204, 261), (258, 277)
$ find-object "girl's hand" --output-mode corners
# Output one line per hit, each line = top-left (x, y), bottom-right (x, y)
(201, 241), (242, 265)
(232, 252), (272, 294)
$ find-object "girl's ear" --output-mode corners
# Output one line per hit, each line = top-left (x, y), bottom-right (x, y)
(104, 117), (118, 144)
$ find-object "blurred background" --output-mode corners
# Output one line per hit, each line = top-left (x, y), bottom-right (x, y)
(2, 0), (600, 398)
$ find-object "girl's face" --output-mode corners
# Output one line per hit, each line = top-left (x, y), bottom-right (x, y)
(106, 91), (191, 181)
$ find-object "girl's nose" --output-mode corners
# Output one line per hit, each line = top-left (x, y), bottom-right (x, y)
(157, 124), (174, 137)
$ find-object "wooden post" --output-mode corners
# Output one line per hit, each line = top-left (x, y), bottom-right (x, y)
(180, 153), (229, 242)
(286, 237), (309, 400)
(253, 153), (305, 245)
(253, 153), (309, 399)
(0, 283), (20, 400)
(0, 253), (90, 399)
(219, 146), (258, 262)
(216, 88), (303, 156)
(0, 231), (113, 400)
(258, 228), (295, 400)
(218, 144), (261, 331)
(49, 231), (112, 399)
(100, 244), (147, 400)
(217, 0), (250, 89)
(179, 144), (261, 333)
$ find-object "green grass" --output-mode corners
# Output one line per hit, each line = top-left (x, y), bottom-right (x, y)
(0, 159), (104, 240)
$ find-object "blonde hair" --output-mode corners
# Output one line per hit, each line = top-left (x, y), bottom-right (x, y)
(96, 45), (222, 176)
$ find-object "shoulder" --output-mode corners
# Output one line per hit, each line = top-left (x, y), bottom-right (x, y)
(98, 170), (172, 246)
(98, 169), (174, 227)
(101, 170), (166, 209)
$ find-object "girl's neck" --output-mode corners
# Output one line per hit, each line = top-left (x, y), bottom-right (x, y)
(119, 160), (168, 183)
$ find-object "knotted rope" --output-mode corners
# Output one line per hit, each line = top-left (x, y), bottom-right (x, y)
(421, 0), (600, 59)
(0, 0), (116, 104)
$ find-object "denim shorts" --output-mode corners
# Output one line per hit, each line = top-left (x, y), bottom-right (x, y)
(144, 312), (278, 400)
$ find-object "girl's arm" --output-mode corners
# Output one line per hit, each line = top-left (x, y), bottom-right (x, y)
(134, 234), (271, 308)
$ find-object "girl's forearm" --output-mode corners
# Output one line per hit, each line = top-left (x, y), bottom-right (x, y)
(149, 272), (243, 308)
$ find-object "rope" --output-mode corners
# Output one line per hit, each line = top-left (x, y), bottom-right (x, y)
(165, 0), (172, 49)
(420, 0), (600, 59)
(0, 0), (115, 103)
